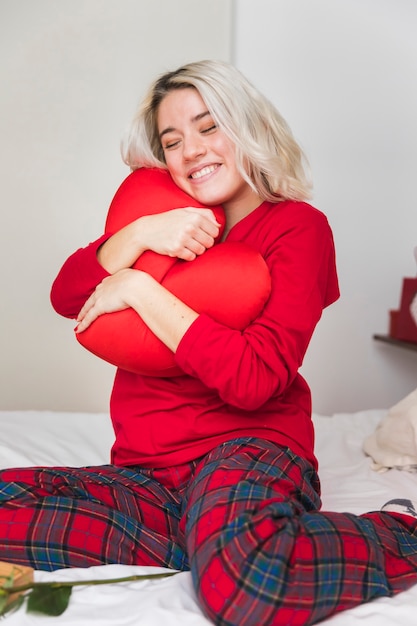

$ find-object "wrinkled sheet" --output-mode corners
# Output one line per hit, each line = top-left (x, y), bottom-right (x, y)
(1, 408), (417, 625)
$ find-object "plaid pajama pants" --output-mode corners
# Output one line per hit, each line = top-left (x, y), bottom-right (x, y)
(1, 437), (417, 626)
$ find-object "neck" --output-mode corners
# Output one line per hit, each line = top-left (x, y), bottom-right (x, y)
(221, 193), (263, 240)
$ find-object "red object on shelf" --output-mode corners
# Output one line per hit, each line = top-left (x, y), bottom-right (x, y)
(389, 277), (417, 344)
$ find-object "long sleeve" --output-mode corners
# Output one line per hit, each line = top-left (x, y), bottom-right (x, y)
(175, 201), (339, 410)
(50, 234), (111, 319)
(52, 197), (339, 470)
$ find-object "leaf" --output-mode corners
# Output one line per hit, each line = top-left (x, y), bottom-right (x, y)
(27, 585), (72, 616)
(1, 594), (25, 616)
(0, 571), (19, 616)
(1, 569), (179, 618)
(0, 591), (9, 616)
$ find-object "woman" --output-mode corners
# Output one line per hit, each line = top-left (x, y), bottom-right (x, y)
(2, 60), (417, 626)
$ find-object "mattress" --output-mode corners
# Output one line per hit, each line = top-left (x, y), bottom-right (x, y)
(1, 408), (417, 625)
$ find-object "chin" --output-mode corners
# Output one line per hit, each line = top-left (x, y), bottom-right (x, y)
(191, 190), (225, 207)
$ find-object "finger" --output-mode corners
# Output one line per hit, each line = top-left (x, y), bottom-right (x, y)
(188, 207), (221, 225)
(176, 247), (198, 262)
(185, 238), (209, 257)
(185, 209), (221, 237)
(176, 239), (212, 261)
(77, 296), (95, 323)
(196, 230), (216, 250)
(75, 307), (99, 333)
(199, 216), (222, 239)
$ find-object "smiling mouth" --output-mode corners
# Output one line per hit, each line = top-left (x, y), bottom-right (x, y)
(190, 165), (218, 179)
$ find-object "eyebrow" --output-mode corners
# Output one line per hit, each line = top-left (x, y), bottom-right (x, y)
(159, 110), (211, 140)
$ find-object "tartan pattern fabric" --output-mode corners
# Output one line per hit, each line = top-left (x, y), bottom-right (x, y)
(1, 440), (417, 625)
(185, 439), (417, 625)
(0, 464), (191, 571)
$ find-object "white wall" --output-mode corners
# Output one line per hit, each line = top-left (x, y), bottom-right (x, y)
(233, 0), (417, 414)
(0, 0), (232, 412)
(1, 0), (415, 416)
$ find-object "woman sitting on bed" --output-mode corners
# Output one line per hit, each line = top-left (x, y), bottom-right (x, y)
(1, 59), (417, 626)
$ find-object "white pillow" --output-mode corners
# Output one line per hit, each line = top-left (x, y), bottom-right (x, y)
(363, 388), (417, 472)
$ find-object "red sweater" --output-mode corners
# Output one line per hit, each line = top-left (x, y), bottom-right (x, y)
(51, 197), (339, 470)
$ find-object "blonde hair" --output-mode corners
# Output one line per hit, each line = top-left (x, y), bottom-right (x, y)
(121, 60), (312, 202)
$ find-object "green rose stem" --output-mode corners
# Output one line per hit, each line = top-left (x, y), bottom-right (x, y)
(8, 570), (177, 591)
(0, 570), (179, 617)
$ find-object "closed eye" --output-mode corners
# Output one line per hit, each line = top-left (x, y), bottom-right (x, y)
(201, 124), (217, 134)
(163, 139), (181, 150)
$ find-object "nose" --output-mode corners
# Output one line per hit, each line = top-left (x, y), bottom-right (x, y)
(182, 134), (206, 160)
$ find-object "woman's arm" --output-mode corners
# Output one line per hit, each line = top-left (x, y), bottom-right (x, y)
(50, 207), (220, 319)
(50, 235), (111, 319)
(50, 168), (221, 319)
(176, 206), (340, 409)
(75, 204), (339, 412)
(75, 268), (198, 351)
(97, 207), (221, 274)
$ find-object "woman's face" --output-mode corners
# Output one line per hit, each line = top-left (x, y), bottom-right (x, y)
(157, 88), (261, 213)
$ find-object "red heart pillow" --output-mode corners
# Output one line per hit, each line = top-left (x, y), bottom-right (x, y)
(104, 167), (226, 281)
(76, 168), (271, 376)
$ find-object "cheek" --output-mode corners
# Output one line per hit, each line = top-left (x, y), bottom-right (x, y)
(165, 167), (186, 192)
(163, 153), (182, 179)
(164, 158), (192, 195)
(215, 133), (236, 159)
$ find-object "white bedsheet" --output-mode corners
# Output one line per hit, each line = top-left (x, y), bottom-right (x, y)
(1, 408), (417, 625)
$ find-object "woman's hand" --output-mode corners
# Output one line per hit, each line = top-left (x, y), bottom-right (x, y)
(75, 267), (199, 351)
(138, 207), (221, 261)
(76, 269), (142, 333)
(98, 207), (221, 274)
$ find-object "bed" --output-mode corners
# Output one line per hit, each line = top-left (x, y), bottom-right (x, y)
(1, 406), (417, 625)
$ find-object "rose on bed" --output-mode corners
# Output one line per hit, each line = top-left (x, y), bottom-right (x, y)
(0, 563), (177, 618)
